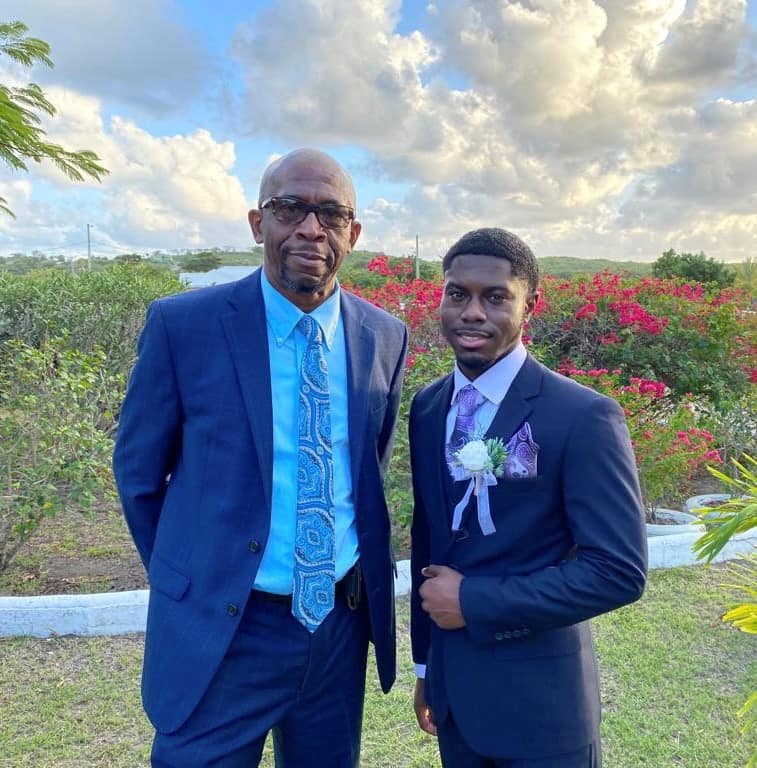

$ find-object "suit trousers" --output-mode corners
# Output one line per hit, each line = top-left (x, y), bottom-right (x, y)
(151, 590), (370, 768)
(437, 712), (601, 768)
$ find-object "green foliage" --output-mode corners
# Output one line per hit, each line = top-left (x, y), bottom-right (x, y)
(538, 257), (652, 278)
(694, 455), (757, 759)
(182, 251), (222, 272)
(653, 248), (736, 288)
(0, 21), (108, 217)
(386, 345), (454, 547)
(0, 264), (184, 377)
(0, 338), (121, 572)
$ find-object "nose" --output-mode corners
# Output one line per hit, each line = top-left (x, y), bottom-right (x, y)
(460, 296), (486, 322)
(295, 211), (327, 238)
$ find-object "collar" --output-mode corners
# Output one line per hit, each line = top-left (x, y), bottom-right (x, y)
(260, 268), (341, 350)
(451, 343), (527, 406)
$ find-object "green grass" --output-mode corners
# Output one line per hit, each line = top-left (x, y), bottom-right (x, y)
(1, 568), (755, 767)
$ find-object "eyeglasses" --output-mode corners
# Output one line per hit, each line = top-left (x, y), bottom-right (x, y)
(260, 196), (355, 230)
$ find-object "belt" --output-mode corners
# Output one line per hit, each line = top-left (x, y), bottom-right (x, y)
(255, 569), (352, 607)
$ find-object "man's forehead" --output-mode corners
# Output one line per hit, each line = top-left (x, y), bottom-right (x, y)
(262, 155), (355, 204)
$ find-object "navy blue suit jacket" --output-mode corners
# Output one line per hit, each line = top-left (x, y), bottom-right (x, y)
(113, 269), (408, 733)
(410, 355), (647, 759)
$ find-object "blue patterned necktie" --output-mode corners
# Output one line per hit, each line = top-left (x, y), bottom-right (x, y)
(446, 383), (485, 468)
(292, 315), (335, 632)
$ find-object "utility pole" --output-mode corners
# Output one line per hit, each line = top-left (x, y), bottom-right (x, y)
(86, 223), (92, 270)
(415, 235), (420, 279)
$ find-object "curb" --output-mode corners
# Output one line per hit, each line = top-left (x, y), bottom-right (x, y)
(2, 537), (755, 639)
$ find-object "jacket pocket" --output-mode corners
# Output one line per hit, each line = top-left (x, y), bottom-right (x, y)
(148, 553), (190, 601)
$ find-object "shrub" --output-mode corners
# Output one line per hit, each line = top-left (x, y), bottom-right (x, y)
(653, 248), (736, 288)
(0, 263), (184, 378)
(528, 272), (754, 407)
(0, 338), (121, 572)
(559, 368), (721, 520)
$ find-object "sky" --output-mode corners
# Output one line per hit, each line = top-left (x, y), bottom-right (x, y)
(0, 0), (755, 262)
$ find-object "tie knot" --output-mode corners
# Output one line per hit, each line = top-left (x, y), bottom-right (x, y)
(456, 384), (483, 417)
(298, 314), (322, 344)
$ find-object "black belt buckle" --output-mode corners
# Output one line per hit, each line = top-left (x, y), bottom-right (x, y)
(344, 562), (362, 610)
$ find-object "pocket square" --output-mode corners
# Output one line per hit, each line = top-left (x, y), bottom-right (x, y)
(503, 422), (539, 479)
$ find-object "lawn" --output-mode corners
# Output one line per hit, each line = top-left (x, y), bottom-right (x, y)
(1, 567), (755, 767)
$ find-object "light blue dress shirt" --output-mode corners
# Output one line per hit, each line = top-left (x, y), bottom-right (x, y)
(254, 269), (358, 594)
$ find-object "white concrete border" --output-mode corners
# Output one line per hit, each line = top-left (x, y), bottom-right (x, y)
(1, 538), (754, 639)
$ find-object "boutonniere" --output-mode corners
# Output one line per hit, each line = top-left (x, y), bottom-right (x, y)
(449, 437), (508, 536)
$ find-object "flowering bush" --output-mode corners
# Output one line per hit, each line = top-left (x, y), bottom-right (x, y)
(529, 272), (755, 407)
(345, 266), (753, 538)
(561, 367), (721, 520)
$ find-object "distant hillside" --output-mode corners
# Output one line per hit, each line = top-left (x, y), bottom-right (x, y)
(537, 257), (652, 277)
(0, 250), (660, 280)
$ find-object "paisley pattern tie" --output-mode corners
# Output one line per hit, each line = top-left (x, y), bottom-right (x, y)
(292, 315), (335, 632)
(446, 383), (485, 468)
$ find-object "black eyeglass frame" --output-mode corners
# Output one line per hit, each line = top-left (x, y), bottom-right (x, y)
(259, 196), (355, 230)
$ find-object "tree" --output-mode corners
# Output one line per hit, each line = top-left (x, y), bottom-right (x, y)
(0, 21), (108, 217)
(653, 248), (736, 288)
(183, 251), (222, 272)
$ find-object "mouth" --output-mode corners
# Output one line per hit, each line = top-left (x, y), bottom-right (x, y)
(454, 329), (490, 350)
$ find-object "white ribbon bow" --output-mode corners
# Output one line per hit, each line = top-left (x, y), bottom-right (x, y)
(450, 466), (497, 536)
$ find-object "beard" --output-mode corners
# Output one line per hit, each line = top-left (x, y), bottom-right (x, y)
(280, 254), (335, 295)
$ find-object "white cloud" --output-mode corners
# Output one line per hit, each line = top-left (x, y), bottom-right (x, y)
(0, 87), (250, 254)
(1, 0), (216, 115)
(2, 1), (756, 261)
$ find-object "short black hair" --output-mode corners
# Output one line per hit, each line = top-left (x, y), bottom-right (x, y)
(442, 228), (539, 292)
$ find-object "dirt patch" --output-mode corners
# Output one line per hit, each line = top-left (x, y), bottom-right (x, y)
(0, 500), (147, 596)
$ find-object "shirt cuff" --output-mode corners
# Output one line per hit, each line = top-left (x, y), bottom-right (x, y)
(414, 663), (426, 679)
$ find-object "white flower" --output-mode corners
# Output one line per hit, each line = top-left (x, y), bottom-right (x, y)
(456, 440), (490, 472)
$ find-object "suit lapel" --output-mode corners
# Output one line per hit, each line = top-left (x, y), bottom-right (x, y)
(342, 293), (374, 484)
(421, 375), (457, 545)
(221, 269), (274, 512)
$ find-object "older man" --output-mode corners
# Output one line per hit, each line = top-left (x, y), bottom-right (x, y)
(114, 149), (407, 767)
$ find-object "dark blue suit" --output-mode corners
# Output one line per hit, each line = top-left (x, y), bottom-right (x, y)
(410, 355), (647, 762)
(113, 269), (407, 742)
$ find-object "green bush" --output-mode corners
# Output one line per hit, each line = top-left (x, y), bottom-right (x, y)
(0, 263), (184, 377)
(653, 248), (736, 288)
(0, 338), (121, 571)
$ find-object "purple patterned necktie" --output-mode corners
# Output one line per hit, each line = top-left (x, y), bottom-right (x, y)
(446, 383), (485, 466)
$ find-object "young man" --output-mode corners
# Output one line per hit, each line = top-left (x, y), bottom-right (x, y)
(114, 149), (407, 767)
(409, 228), (647, 767)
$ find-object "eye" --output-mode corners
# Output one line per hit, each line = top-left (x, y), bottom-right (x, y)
(318, 204), (353, 228)
(275, 199), (306, 221)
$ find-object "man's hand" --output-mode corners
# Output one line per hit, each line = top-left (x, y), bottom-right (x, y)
(419, 564), (465, 629)
(414, 678), (437, 735)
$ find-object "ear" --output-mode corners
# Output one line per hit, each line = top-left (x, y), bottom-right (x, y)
(523, 288), (541, 323)
(348, 219), (362, 249)
(248, 209), (263, 244)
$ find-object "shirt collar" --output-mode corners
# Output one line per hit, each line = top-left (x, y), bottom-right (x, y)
(451, 343), (527, 407)
(260, 268), (341, 350)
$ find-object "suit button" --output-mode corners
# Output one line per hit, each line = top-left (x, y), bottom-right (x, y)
(503, 631), (513, 639)
(248, 540), (260, 553)
(494, 632), (504, 641)
(512, 629), (522, 638)
(523, 628), (531, 636)
(227, 604), (238, 617)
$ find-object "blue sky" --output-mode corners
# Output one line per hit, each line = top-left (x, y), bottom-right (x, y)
(1, 0), (755, 261)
